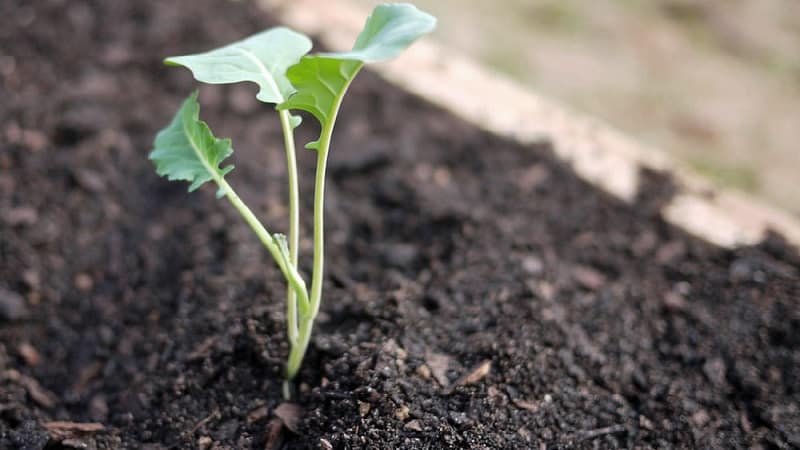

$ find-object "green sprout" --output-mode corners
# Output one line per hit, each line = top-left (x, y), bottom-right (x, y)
(149, 4), (436, 395)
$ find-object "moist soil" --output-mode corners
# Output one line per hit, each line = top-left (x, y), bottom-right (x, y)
(1, 1), (799, 449)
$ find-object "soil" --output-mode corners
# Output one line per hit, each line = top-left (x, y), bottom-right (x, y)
(1, 1), (798, 449)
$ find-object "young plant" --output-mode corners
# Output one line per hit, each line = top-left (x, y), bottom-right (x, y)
(149, 4), (436, 392)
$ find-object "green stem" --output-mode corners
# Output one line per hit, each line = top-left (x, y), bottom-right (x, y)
(285, 142), (329, 380)
(308, 129), (332, 317)
(216, 177), (309, 309)
(285, 68), (357, 379)
(279, 110), (301, 346)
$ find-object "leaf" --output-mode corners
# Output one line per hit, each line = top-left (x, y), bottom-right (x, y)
(278, 57), (363, 150)
(149, 92), (233, 198)
(321, 3), (437, 63)
(278, 4), (435, 149)
(166, 27), (312, 104)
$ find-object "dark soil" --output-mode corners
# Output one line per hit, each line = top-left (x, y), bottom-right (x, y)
(2, 1), (799, 449)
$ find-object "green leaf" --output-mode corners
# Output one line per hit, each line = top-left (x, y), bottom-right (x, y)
(278, 57), (363, 149)
(321, 3), (437, 63)
(278, 4), (435, 149)
(149, 92), (233, 198)
(166, 27), (312, 104)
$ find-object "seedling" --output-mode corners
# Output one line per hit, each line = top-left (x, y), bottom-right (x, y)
(149, 4), (436, 394)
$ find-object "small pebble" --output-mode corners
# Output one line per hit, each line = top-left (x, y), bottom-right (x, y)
(22, 270), (41, 289)
(416, 364), (431, 380)
(2, 206), (38, 226)
(18, 342), (41, 366)
(74, 273), (93, 292)
(448, 411), (470, 427)
(404, 420), (423, 432)
(521, 256), (543, 274)
(395, 405), (410, 421)
(358, 401), (371, 417)
(61, 439), (90, 449)
(90, 395), (109, 422)
(197, 436), (213, 450)
(0, 287), (30, 321)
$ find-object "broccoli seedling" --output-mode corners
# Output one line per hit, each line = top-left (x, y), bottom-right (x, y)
(149, 4), (436, 396)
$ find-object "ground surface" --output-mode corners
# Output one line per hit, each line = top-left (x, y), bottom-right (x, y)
(1, 0), (799, 449)
(356, 0), (800, 216)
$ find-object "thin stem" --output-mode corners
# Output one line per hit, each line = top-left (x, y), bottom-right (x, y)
(279, 110), (301, 346)
(308, 63), (360, 317)
(182, 110), (308, 315)
(284, 63), (364, 380)
(285, 138), (330, 380)
(308, 129), (332, 317)
(216, 177), (309, 309)
(285, 86), (350, 380)
(282, 380), (291, 401)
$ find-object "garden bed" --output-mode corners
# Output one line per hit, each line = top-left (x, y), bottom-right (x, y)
(1, 0), (799, 448)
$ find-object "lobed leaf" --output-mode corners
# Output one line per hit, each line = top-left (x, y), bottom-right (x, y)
(166, 27), (312, 104)
(149, 92), (233, 198)
(278, 4), (436, 149)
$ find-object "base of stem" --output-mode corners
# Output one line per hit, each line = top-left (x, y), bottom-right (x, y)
(282, 380), (291, 400)
(285, 316), (315, 380)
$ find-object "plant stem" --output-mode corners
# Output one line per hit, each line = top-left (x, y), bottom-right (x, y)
(285, 73), (355, 379)
(285, 142), (329, 380)
(216, 177), (309, 310)
(308, 130), (332, 318)
(279, 110), (300, 347)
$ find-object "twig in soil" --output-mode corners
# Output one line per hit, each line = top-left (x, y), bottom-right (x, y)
(453, 360), (491, 387)
(181, 408), (220, 441)
(3, 369), (56, 408)
(44, 421), (105, 445)
(511, 398), (541, 412)
(17, 342), (41, 366)
(44, 421), (105, 439)
(187, 336), (217, 361)
(44, 421), (105, 432)
(566, 424), (627, 443)
(440, 360), (492, 395)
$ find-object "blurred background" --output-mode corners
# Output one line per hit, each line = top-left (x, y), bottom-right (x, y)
(356, 0), (800, 217)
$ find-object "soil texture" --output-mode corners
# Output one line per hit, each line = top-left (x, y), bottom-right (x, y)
(1, 1), (798, 449)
